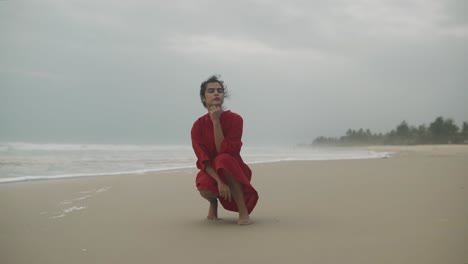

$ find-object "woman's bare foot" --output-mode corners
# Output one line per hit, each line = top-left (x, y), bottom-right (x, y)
(238, 210), (251, 225)
(207, 200), (221, 220)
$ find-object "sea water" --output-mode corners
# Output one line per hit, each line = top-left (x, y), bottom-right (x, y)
(0, 142), (391, 184)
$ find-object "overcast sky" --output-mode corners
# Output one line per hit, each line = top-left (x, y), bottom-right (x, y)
(1, 0), (467, 145)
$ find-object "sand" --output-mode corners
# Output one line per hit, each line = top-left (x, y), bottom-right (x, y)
(1, 145), (467, 264)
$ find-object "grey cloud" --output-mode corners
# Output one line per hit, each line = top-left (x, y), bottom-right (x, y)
(441, 0), (468, 25)
(1, 0), (467, 144)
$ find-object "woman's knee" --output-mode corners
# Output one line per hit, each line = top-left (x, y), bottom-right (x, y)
(199, 190), (218, 200)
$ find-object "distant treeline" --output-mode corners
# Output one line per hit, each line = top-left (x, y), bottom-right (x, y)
(313, 116), (468, 146)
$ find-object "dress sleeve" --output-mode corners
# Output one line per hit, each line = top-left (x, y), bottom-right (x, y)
(219, 114), (243, 155)
(191, 120), (211, 171)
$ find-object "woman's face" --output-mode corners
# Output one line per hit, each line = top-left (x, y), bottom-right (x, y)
(203, 82), (225, 108)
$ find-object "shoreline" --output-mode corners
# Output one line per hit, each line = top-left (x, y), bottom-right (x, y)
(1, 145), (467, 264)
(2, 144), (467, 185)
(0, 147), (394, 185)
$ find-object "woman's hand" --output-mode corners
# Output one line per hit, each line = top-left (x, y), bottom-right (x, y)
(209, 105), (223, 122)
(217, 182), (232, 202)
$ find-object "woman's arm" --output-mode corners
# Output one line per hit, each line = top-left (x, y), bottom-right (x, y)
(203, 162), (222, 183)
(191, 121), (212, 172)
(204, 162), (231, 202)
(209, 106), (224, 153)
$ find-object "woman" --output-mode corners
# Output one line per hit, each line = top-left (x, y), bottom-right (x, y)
(191, 75), (259, 225)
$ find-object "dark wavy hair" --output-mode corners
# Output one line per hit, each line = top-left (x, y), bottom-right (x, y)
(199, 75), (229, 108)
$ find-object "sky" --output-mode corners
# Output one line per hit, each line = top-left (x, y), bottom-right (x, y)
(1, 0), (467, 146)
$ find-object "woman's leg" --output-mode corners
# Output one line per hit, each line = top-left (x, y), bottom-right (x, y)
(199, 190), (220, 220)
(222, 171), (251, 225)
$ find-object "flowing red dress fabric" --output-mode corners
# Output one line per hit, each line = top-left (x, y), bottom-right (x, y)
(191, 110), (258, 214)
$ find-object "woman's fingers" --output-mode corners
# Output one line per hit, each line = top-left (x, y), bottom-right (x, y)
(224, 189), (231, 202)
(210, 106), (221, 113)
(219, 191), (229, 201)
(219, 184), (231, 201)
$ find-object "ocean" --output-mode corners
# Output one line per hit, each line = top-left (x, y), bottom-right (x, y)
(0, 142), (391, 184)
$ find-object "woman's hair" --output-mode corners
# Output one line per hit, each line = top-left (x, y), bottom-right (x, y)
(199, 75), (229, 108)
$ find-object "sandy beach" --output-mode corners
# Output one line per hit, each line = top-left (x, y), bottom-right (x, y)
(1, 145), (467, 264)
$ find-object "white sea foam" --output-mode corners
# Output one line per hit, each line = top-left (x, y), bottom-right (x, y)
(0, 142), (192, 151)
(0, 167), (196, 184)
(63, 206), (87, 213)
(0, 142), (392, 184)
(50, 206), (87, 219)
(51, 214), (66, 219)
(73, 195), (92, 201)
(96, 187), (111, 193)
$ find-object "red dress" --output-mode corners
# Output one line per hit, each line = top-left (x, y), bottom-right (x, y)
(191, 110), (259, 214)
